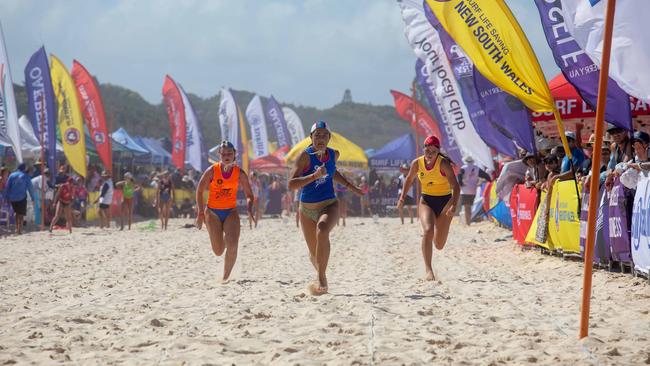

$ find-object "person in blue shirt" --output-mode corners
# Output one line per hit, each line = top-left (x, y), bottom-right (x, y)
(4, 163), (35, 234)
(561, 131), (586, 173)
(288, 121), (364, 295)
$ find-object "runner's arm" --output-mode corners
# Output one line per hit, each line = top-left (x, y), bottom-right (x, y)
(288, 151), (323, 190)
(195, 167), (213, 216)
(441, 159), (460, 213)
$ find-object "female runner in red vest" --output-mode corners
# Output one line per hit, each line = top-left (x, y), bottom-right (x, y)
(289, 121), (364, 295)
(195, 141), (255, 283)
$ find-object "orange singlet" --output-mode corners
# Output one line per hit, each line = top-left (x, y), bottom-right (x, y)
(208, 163), (240, 210)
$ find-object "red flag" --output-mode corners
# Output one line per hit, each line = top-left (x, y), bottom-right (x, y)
(162, 75), (186, 170)
(390, 90), (442, 140)
(71, 60), (112, 172)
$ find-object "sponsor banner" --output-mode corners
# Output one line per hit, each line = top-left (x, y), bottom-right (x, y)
(631, 172), (650, 275)
(178, 84), (206, 172)
(71, 60), (112, 172)
(0, 23), (22, 162)
(510, 184), (538, 245)
(264, 96), (291, 148)
(24, 46), (57, 182)
(282, 106), (305, 147)
(608, 177), (633, 262)
(162, 75), (186, 170)
(526, 190), (553, 249)
(50, 54), (86, 177)
(390, 89), (442, 141)
(548, 179), (581, 254)
(246, 95), (270, 158)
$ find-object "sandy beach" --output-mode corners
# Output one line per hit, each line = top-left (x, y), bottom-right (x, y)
(1, 217), (649, 365)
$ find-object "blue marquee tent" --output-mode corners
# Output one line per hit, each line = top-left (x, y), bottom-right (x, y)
(134, 136), (172, 166)
(368, 133), (416, 170)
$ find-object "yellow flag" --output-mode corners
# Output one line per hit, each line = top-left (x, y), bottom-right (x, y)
(424, 0), (552, 112)
(50, 55), (87, 177)
(237, 106), (249, 173)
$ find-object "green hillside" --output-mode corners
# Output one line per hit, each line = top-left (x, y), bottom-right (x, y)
(14, 83), (413, 151)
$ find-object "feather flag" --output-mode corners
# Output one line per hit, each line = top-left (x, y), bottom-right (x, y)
(390, 89), (443, 142)
(162, 75), (187, 170)
(282, 106), (306, 147)
(218, 88), (239, 146)
(264, 96), (291, 149)
(237, 105), (249, 172)
(246, 95), (270, 158)
(71, 60), (112, 172)
(178, 84), (206, 172)
(0, 22), (22, 162)
(50, 55), (86, 177)
(24, 46), (57, 181)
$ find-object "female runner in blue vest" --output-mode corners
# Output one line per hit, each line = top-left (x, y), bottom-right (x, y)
(289, 121), (364, 295)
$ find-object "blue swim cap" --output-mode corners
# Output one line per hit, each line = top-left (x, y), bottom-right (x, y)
(310, 120), (330, 134)
(220, 140), (236, 150)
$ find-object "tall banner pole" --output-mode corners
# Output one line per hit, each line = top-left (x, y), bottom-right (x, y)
(579, 0), (617, 339)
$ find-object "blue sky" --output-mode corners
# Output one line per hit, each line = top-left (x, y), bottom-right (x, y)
(0, 0), (559, 108)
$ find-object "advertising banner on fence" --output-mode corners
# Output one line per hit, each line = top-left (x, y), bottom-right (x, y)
(548, 180), (581, 254)
(510, 184), (538, 245)
(526, 190), (552, 249)
(631, 172), (650, 275)
(609, 177), (632, 263)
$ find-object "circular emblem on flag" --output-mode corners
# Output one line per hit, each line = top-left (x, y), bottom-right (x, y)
(419, 172), (425, 178)
(175, 140), (183, 151)
(94, 131), (105, 144)
(65, 128), (80, 145)
(216, 179), (223, 185)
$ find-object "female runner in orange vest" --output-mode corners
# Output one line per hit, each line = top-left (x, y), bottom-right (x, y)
(288, 121), (364, 295)
(195, 141), (255, 283)
(398, 135), (460, 281)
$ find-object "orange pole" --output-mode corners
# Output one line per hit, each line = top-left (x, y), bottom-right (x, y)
(579, 0), (617, 339)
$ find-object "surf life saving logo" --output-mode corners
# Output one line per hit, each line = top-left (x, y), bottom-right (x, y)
(175, 140), (183, 151)
(94, 131), (105, 144)
(65, 127), (80, 145)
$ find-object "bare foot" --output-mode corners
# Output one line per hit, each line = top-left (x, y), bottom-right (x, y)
(220, 278), (231, 285)
(424, 270), (436, 281)
(308, 282), (328, 296)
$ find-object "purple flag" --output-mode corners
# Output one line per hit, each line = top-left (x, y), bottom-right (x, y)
(264, 96), (291, 148)
(424, 5), (518, 158)
(415, 58), (463, 165)
(608, 177), (632, 262)
(473, 68), (537, 154)
(534, 0), (632, 131)
(594, 186), (611, 264)
(24, 46), (57, 184)
(579, 182), (589, 255)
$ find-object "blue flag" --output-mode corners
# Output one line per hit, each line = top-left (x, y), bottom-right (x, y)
(264, 96), (291, 148)
(24, 46), (57, 184)
(534, 0), (631, 130)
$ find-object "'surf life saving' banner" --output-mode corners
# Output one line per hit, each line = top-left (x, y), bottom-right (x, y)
(608, 177), (632, 263)
(561, 0), (650, 104)
(178, 84), (206, 172)
(50, 55), (86, 177)
(398, 0), (493, 170)
(71, 60), (112, 172)
(415, 58), (463, 165)
(246, 95), (270, 158)
(534, 0), (631, 131)
(25, 46), (56, 182)
(162, 75), (186, 170)
(282, 106), (306, 147)
(389, 90), (442, 142)
(425, 7), (518, 157)
(218, 88), (239, 148)
(0, 23), (22, 162)
(473, 68), (536, 153)
(264, 96), (290, 148)
(424, 0), (554, 112)
(631, 172), (650, 275)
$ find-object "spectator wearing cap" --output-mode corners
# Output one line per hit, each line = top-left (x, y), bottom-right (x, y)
(607, 123), (634, 169)
(522, 153), (547, 187)
(397, 163), (415, 225)
(581, 133), (612, 175)
(94, 171), (114, 229)
(632, 130), (650, 163)
(457, 156), (491, 226)
(560, 131), (586, 173)
(3, 163), (35, 234)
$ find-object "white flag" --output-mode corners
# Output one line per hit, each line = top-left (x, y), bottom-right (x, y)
(246, 95), (270, 158)
(179, 84), (205, 172)
(218, 88), (239, 147)
(561, 0), (650, 103)
(0, 22), (22, 162)
(398, 0), (493, 170)
(282, 106), (306, 146)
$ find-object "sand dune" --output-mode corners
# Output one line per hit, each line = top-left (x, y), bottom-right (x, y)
(1, 217), (648, 365)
